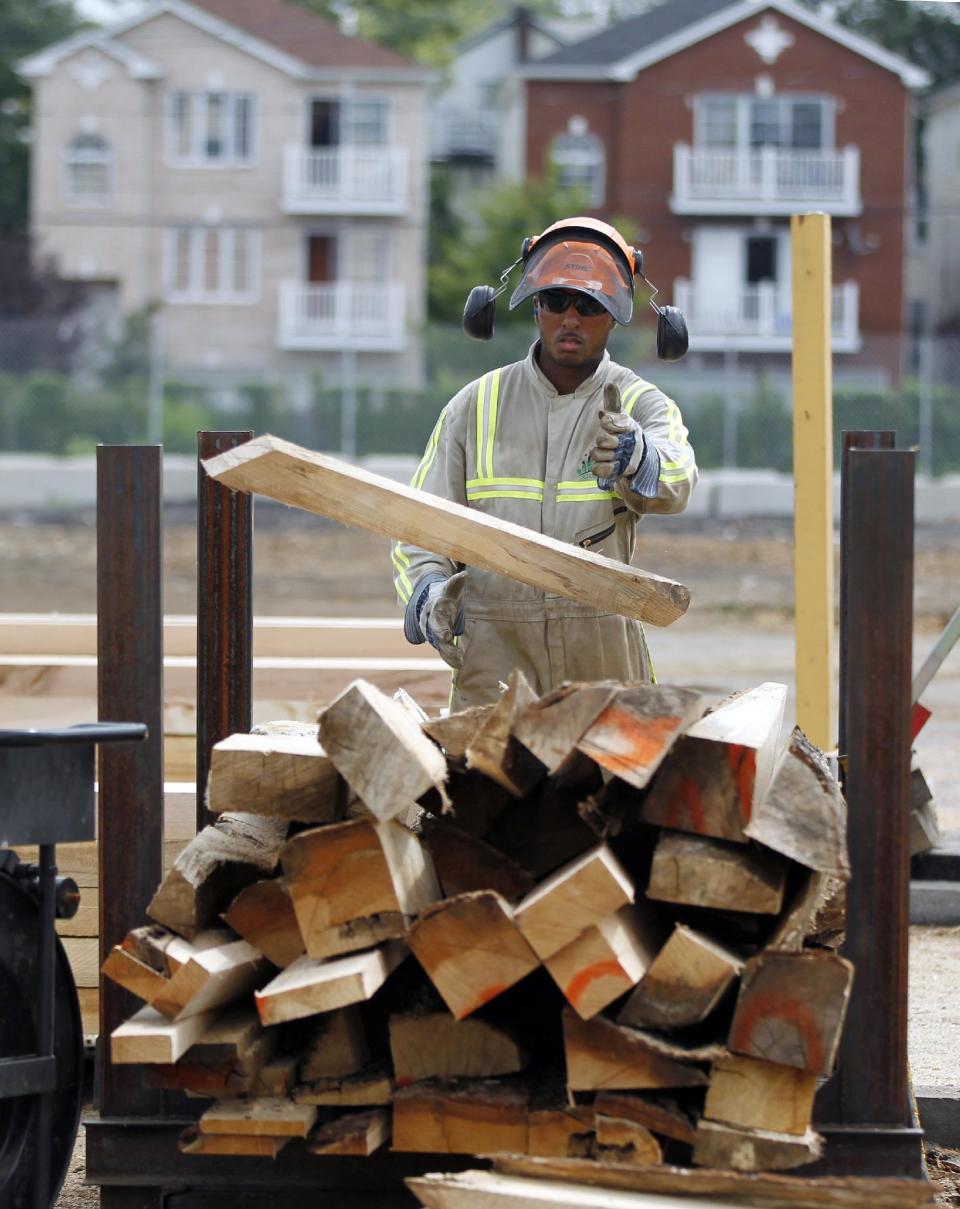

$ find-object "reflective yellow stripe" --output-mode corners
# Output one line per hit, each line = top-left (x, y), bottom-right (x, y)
(556, 480), (598, 490)
(475, 372), (488, 479)
(467, 489), (543, 501)
(557, 491), (617, 502)
(485, 368), (501, 480)
(466, 476), (544, 488)
(622, 381), (648, 416)
(660, 466), (696, 483)
(412, 406), (448, 490)
(391, 545), (413, 602)
(661, 448), (695, 471)
(666, 399), (685, 444)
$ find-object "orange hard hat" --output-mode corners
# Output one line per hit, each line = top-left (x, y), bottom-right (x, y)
(508, 216), (640, 325)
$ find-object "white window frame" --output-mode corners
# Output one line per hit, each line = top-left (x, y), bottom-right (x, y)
(550, 121), (606, 206)
(64, 132), (112, 207)
(166, 91), (257, 167)
(163, 227), (260, 304)
(304, 94), (391, 147)
(694, 93), (835, 151)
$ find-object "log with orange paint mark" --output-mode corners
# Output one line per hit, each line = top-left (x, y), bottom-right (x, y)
(642, 682), (787, 843)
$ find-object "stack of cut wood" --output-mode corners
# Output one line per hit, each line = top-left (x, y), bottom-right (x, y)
(104, 673), (853, 1173)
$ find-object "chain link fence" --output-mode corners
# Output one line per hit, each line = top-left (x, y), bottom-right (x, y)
(1, 318), (958, 476)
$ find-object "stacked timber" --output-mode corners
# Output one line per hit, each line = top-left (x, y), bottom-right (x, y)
(104, 674), (853, 1172)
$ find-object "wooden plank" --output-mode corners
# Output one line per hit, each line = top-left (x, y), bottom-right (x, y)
(744, 726), (850, 879)
(489, 1156), (937, 1208)
(408, 1170), (749, 1209)
(424, 704), (497, 760)
(692, 1119), (823, 1172)
(178, 1125), (292, 1157)
(202, 435), (691, 627)
(512, 682), (620, 773)
(641, 684), (787, 843)
(562, 1010), (710, 1094)
(221, 877), (306, 968)
(576, 686), (703, 790)
(514, 844), (634, 961)
(149, 935), (269, 1022)
(63, 936), (105, 988)
(293, 1066), (393, 1106)
(281, 816), (440, 958)
(110, 1004), (220, 1064)
(617, 924), (743, 1031)
(422, 818), (535, 903)
(198, 1097), (316, 1137)
(464, 670), (542, 796)
(543, 906), (663, 1020)
(318, 679), (450, 819)
(703, 1053), (817, 1137)
(595, 1115), (663, 1165)
(393, 1080), (530, 1155)
(728, 951), (854, 1076)
(527, 1100), (595, 1159)
(646, 832), (786, 916)
(299, 1006), (370, 1081)
(592, 1093), (696, 1147)
(307, 1108), (390, 1156)
(206, 731), (341, 822)
(389, 1012), (526, 1086)
(101, 945), (167, 1004)
(253, 942), (406, 1026)
(147, 813), (289, 940)
(406, 892), (540, 1020)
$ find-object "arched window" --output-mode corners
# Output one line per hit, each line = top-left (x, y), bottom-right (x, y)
(550, 117), (605, 206)
(65, 133), (111, 206)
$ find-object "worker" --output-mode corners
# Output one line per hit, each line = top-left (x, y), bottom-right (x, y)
(392, 216), (697, 709)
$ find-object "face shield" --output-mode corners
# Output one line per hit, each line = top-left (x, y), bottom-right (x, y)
(508, 237), (635, 326)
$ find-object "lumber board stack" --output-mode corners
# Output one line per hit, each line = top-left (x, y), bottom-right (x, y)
(103, 674), (855, 1173)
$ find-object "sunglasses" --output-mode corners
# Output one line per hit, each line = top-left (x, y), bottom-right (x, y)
(537, 289), (608, 317)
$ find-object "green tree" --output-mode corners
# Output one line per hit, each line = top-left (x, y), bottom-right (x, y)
(1, 0), (82, 230)
(797, 0), (960, 88)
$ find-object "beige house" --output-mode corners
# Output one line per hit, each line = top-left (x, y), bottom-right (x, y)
(19, 0), (436, 390)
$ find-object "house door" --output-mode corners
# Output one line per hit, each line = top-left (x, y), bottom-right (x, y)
(307, 234), (336, 284)
(310, 100), (340, 149)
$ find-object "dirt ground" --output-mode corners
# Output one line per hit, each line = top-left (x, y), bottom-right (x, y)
(1, 512), (955, 1206)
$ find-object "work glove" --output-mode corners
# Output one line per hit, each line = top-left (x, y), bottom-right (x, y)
(590, 382), (645, 490)
(403, 571), (467, 670)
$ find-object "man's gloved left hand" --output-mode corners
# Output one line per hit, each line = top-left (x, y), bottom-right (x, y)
(590, 382), (645, 490)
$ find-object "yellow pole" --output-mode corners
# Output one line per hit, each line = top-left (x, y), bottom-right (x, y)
(791, 212), (835, 751)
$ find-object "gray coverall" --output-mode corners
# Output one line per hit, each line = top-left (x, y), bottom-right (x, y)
(393, 342), (697, 709)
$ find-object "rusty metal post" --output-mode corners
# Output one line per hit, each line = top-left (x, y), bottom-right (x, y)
(96, 446), (165, 1122)
(812, 444), (922, 1175)
(196, 431), (253, 827)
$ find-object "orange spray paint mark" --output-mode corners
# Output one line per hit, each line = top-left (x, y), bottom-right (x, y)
(727, 744), (756, 824)
(585, 710), (682, 776)
(730, 992), (826, 1073)
(458, 983), (509, 1019)
(664, 775), (707, 833)
(564, 960), (627, 1011)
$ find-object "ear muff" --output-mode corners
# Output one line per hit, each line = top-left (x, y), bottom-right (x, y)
(656, 305), (689, 361)
(463, 285), (497, 341)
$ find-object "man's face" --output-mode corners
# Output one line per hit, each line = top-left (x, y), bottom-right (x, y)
(535, 289), (616, 372)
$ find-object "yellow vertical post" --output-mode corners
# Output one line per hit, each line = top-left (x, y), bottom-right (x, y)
(791, 212), (835, 751)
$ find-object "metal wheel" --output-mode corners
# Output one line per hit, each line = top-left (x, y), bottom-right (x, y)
(0, 868), (84, 1208)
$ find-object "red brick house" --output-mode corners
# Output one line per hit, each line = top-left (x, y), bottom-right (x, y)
(521, 0), (929, 381)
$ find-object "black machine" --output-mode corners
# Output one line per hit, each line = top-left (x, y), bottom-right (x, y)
(0, 722), (146, 1208)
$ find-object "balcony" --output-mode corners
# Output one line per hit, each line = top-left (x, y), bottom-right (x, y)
(673, 279), (860, 353)
(282, 146), (409, 215)
(671, 145), (861, 216)
(277, 281), (407, 352)
(431, 107), (499, 162)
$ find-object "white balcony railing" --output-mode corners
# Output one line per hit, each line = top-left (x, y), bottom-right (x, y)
(673, 278), (860, 352)
(277, 280), (407, 352)
(671, 145), (861, 215)
(282, 145), (409, 215)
